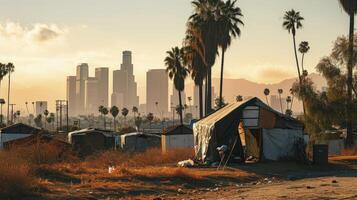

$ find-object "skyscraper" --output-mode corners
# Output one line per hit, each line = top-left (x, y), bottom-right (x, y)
(146, 69), (168, 116)
(112, 51), (139, 109)
(66, 76), (77, 116)
(95, 67), (109, 107)
(76, 63), (89, 114)
(85, 77), (98, 114)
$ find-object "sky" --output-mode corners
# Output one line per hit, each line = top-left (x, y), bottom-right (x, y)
(0, 0), (354, 112)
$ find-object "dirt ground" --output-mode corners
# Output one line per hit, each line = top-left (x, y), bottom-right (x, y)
(34, 156), (356, 200)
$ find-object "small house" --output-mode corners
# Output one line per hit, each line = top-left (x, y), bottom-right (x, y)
(68, 128), (119, 156)
(162, 125), (194, 152)
(120, 132), (161, 152)
(193, 97), (304, 163)
(0, 123), (41, 149)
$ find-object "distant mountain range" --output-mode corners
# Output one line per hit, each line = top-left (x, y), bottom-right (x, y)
(186, 73), (326, 113)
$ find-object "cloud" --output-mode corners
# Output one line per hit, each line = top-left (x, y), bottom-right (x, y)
(0, 22), (67, 44)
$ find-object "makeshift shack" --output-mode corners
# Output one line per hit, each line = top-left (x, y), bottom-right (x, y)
(68, 128), (119, 155)
(0, 123), (41, 149)
(162, 125), (194, 152)
(193, 97), (304, 163)
(120, 132), (161, 152)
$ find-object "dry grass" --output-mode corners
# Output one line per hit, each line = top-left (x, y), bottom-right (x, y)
(341, 148), (357, 156)
(0, 151), (35, 198)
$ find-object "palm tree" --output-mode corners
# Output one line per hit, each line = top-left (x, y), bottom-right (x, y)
(132, 106), (138, 119)
(6, 63), (14, 125)
(339, 0), (356, 147)
(0, 63), (8, 101)
(236, 95), (243, 102)
(147, 113), (154, 129)
(299, 41), (310, 72)
(218, 0), (244, 108)
(190, 0), (222, 114)
(43, 109), (49, 129)
(50, 113), (55, 130)
(110, 106), (119, 131)
(102, 107), (109, 130)
(183, 21), (206, 118)
(121, 107), (129, 126)
(165, 47), (189, 125)
(264, 88), (270, 106)
(278, 89), (284, 113)
(283, 9), (305, 115)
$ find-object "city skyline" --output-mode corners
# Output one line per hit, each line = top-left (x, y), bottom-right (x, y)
(0, 0), (353, 112)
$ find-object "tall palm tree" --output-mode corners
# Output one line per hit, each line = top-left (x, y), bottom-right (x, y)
(339, 0), (356, 147)
(184, 21), (207, 118)
(298, 41), (310, 72)
(165, 47), (189, 125)
(121, 107), (129, 126)
(132, 106), (138, 119)
(190, 0), (222, 114)
(6, 63), (14, 125)
(278, 89), (284, 113)
(218, 0), (244, 108)
(102, 107), (109, 130)
(283, 9), (305, 115)
(0, 63), (8, 100)
(264, 88), (270, 106)
(110, 106), (119, 131)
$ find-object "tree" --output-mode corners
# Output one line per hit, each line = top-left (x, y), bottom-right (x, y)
(121, 107), (129, 126)
(236, 95), (243, 102)
(190, 0), (222, 114)
(283, 10), (305, 115)
(146, 113), (154, 129)
(110, 106), (119, 131)
(218, 0), (244, 108)
(34, 114), (43, 128)
(6, 63), (14, 125)
(132, 106), (138, 119)
(0, 63), (8, 101)
(43, 109), (49, 129)
(102, 107), (109, 130)
(214, 97), (227, 110)
(49, 113), (55, 130)
(299, 41), (310, 72)
(135, 115), (143, 131)
(278, 89), (284, 113)
(165, 47), (189, 125)
(264, 88), (270, 105)
(336, 0), (356, 146)
(183, 21), (206, 118)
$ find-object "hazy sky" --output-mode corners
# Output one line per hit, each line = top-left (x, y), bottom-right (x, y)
(0, 0), (354, 112)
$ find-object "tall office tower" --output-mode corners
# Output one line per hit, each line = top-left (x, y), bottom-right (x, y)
(146, 69), (168, 116)
(85, 77), (98, 114)
(66, 76), (77, 116)
(35, 101), (48, 116)
(76, 63), (89, 114)
(170, 86), (186, 111)
(112, 51), (139, 109)
(95, 68), (109, 107)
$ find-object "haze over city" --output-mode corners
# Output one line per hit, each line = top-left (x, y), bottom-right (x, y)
(0, 0), (353, 112)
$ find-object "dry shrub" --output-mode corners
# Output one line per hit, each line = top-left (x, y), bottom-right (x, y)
(84, 148), (194, 168)
(127, 148), (194, 167)
(341, 148), (357, 156)
(0, 151), (35, 198)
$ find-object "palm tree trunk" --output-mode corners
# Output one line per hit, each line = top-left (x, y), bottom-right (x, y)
(178, 90), (183, 125)
(206, 67), (212, 115)
(293, 34), (306, 116)
(219, 49), (225, 108)
(279, 94), (283, 113)
(301, 53), (305, 72)
(113, 117), (116, 131)
(346, 10), (354, 147)
(199, 83), (203, 119)
(265, 96), (269, 106)
(6, 72), (11, 125)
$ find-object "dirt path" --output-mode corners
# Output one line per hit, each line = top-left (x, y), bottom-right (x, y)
(213, 176), (357, 200)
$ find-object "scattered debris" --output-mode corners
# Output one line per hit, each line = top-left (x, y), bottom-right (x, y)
(177, 159), (195, 167)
